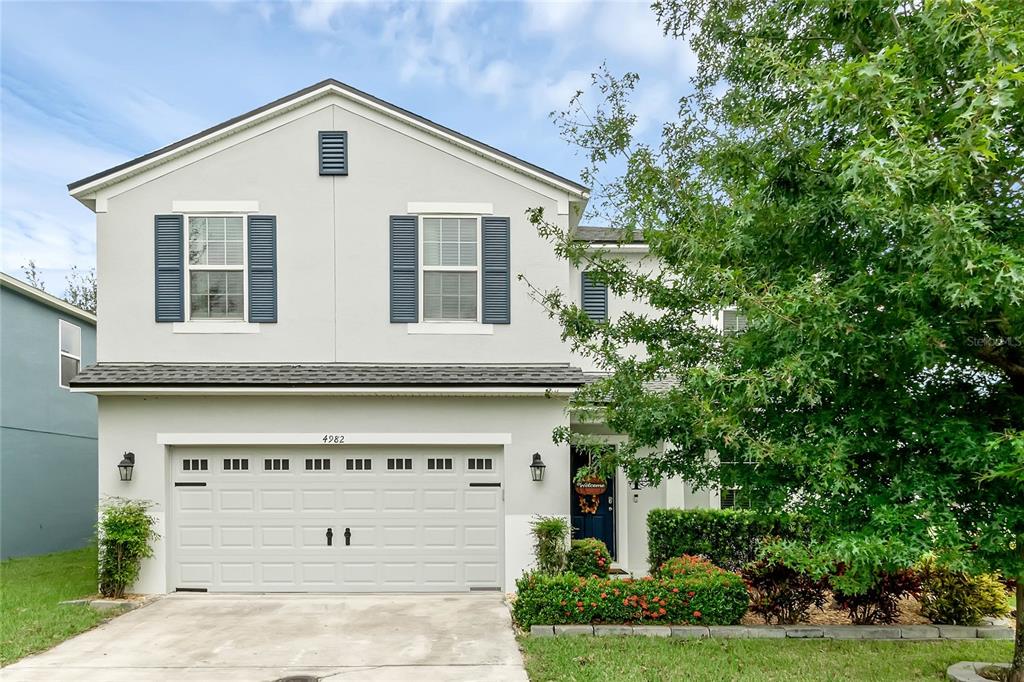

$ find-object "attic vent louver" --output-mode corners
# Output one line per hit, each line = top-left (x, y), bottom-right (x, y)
(319, 131), (348, 175)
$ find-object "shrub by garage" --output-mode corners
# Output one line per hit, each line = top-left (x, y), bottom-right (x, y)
(566, 539), (611, 578)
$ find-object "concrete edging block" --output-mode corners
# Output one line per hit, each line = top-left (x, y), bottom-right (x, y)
(975, 627), (1014, 640)
(554, 625), (594, 636)
(670, 626), (709, 639)
(938, 625), (978, 639)
(743, 626), (788, 639)
(594, 625), (634, 636)
(530, 625), (555, 637)
(632, 626), (671, 637)
(785, 626), (825, 638)
(708, 626), (750, 638)
(826, 626), (900, 640)
(900, 626), (940, 639)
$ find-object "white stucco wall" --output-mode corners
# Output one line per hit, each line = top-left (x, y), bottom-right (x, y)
(95, 97), (578, 364)
(98, 393), (571, 593)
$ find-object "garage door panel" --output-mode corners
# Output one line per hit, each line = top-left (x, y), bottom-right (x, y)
(171, 448), (502, 592)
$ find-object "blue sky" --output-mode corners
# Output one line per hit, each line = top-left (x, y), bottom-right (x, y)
(1, 0), (695, 293)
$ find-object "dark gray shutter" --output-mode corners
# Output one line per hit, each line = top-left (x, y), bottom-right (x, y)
(481, 216), (511, 324)
(390, 215), (418, 322)
(319, 131), (348, 175)
(248, 215), (277, 323)
(154, 214), (184, 322)
(581, 271), (608, 321)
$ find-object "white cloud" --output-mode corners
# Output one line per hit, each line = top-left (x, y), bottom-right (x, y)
(523, 0), (592, 34)
(528, 69), (591, 118)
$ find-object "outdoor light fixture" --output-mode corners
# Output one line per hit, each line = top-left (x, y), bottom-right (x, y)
(118, 452), (135, 482)
(529, 453), (546, 482)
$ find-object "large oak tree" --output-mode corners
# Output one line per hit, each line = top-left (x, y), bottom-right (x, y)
(532, 0), (1023, 674)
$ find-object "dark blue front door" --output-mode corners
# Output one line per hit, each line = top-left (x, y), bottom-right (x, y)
(570, 447), (616, 558)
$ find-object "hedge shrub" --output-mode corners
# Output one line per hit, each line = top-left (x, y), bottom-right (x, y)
(512, 571), (749, 628)
(530, 516), (569, 575)
(918, 559), (1010, 626)
(832, 569), (921, 625)
(742, 559), (829, 625)
(647, 508), (808, 571)
(566, 539), (611, 578)
(99, 497), (159, 598)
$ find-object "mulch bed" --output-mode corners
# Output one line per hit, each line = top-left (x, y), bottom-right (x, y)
(740, 594), (931, 626)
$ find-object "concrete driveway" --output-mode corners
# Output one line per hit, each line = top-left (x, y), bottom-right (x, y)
(3, 593), (528, 681)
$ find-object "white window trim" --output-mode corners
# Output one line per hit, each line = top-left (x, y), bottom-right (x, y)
(57, 319), (81, 390)
(184, 214), (248, 324)
(418, 215), (481, 325)
(172, 200), (259, 214)
(406, 201), (493, 215)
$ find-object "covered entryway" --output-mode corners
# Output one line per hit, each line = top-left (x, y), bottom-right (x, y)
(169, 445), (503, 592)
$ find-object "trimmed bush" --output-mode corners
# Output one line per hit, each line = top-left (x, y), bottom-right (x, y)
(742, 559), (829, 625)
(530, 516), (569, 575)
(647, 508), (808, 571)
(99, 497), (159, 598)
(832, 569), (921, 625)
(918, 559), (1010, 626)
(512, 571), (749, 628)
(566, 539), (611, 578)
(654, 554), (729, 580)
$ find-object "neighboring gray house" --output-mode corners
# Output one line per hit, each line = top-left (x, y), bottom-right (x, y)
(1, 272), (97, 559)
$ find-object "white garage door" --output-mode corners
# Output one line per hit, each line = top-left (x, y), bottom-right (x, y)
(169, 446), (503, 592)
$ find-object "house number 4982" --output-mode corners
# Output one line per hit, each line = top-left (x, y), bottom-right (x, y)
(321, 434), (346, 444)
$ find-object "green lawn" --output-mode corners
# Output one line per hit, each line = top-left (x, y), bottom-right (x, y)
(0, 546), (109, 666)
(519, 636), (1015, 682)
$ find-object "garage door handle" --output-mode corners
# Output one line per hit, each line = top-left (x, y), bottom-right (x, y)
(344, 527), (351, 546)
(326, 528), (333, 546)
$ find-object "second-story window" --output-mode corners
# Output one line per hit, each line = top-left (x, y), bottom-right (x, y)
(187, 216), (245, 320)
(58, 320), (82, 389)
(422, 217), (478, 321)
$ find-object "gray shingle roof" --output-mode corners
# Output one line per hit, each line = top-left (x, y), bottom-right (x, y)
(574, 226), (645, 244)
(70, 363), (587, 387)
(583, 372), (678, 392)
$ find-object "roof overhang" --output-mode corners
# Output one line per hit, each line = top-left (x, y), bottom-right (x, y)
(69, 79), (590, 210)
(0, 272), (96, 324)
(70, 385), (575, 397)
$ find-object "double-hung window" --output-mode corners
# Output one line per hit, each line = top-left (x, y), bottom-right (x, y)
(422, 217), (478, 322)
(187, 216), (245, 320)
(58, 320), (81, 389)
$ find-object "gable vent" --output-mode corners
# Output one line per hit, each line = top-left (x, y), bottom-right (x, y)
(319, 131), (348, 175)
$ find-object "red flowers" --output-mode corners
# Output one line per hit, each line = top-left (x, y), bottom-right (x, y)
(693, 610), (702, 618)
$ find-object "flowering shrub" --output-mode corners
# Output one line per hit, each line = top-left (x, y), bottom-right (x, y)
(566, 539), (611, 577)
(832, 569), (921, 625)
(655, 554), (730, 580)
(742, 559), (829, 624)
(512, 569), (749, 628)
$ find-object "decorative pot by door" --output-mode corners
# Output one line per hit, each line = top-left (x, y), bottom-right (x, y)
(569, 447), (616, 558)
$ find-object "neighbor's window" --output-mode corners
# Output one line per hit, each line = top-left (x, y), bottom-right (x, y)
(422, 217), (478, 321)
(58, 320), (82, 389)
(719, 461), (752, 510)
(187, 216), (244, 320)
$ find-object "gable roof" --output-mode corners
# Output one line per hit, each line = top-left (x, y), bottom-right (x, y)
(68, 78), (590, 200)
(0, 272), (96, 324)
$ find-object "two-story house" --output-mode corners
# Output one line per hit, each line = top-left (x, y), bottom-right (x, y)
(67, 79), (717, 595)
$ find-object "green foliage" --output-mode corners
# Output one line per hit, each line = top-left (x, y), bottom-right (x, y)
(530, 0), (1023, 647)
(530, 516), (569, 576)
(512, 571), (748, 628)
(566, 539), (611, 578)
(654, 554), (729, 579)
(742, 559), (829, 625)
(647, 508), (808, 571)
(832, 569), (921, 625)
(98, 498), (158, 598)
(919, 558), (1011, 626)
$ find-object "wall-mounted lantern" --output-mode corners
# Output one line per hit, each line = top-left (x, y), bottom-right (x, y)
(529, 452), (546, 482)
(118, 452), (135, 482)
